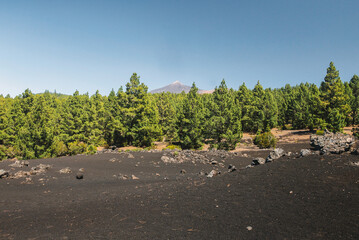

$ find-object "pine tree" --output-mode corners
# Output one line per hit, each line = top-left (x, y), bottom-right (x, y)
(208, 80), (242, 150)
(349, 75), (359, 125)
(177, 83), (204, 149)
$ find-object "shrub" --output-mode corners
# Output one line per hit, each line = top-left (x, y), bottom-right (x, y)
(253, 132), (277, 149)
(68, 141), (87, 155)
(51, 141), (68, 157)
(316, 129), (325, 135)
(87, 145), (97, 155)
(164, 144), (182, 150)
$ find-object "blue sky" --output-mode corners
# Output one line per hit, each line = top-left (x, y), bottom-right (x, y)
(1, 0), (358, 96)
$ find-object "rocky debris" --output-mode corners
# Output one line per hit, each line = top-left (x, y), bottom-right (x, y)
(228, 164), (237, 172)
(252, 157), (266, 165)
(127, 153), (135, 159)
(21, 177), (33, 184)
(180, 169), (186, 174)
(198, 171), (206, 176)
(266, 148), (285, 162)
(109, 158), (117, 162)
(115, 174), (129, 180)
(9, 160), (29, 168)
(79, 168), (85, 172)
(207, 170), (220, 178)
(13, 170), (31, 178)
(300, 149), (312, 157)
(76, 173), (84, 179)
(59, 167), (72, 174)
(96, 146), (120, 154)
(310, 130), (356, 154)
(246, 226), (253, 231)
(0, 169), (9, 178)
(161, 150), (235, 165)
(30, 164), (51, 174)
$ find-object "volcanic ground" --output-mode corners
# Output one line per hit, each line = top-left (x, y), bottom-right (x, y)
(0, 142), (358, 239)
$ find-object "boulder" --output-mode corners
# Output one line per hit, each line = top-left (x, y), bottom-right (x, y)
(266, 148), (285, 162)
(300, 149), (311, 157)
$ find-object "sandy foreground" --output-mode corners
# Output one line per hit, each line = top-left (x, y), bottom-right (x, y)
(0, 140), (358, 239)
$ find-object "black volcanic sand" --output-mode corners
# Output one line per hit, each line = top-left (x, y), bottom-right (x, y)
(0, 143), (358, 239)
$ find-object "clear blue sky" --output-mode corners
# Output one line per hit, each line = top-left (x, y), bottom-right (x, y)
(1, 0), (358, 96)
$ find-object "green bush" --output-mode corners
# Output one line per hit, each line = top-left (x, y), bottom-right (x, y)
(87, 145), (97, 155)
(316, 129), (325, 135)
(253, 132), (277, 149)
(51, 141), (68, 157)
(164, 144), (182, 150)
(68, 141), (87, 155)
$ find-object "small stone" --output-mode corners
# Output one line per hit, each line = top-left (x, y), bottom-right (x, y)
(289, 190), (293, 194)
(211, 160), (218, 165)
(127, 153), (134, 159)
(59, 167), (72, 174)
(76, 173), (84, 179)
(228, 164), (237, 172)
(79, 168), (85, 172)
(132, 175), (139, 180)
(180, 169), (186, 174)
(207, 170), (219, 178)
(246, 226), (252, 231)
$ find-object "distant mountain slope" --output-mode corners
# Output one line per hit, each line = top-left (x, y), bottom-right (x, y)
(149, 81), (213, 94)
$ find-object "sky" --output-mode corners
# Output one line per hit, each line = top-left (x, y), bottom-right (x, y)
(0, 0), (359, 97)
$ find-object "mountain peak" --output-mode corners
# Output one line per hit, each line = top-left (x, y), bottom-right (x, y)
(150, 82), (214, 94)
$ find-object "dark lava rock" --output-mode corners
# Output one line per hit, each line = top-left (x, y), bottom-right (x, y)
(76, 173), (84, 179)
(228, 164), (237, 172)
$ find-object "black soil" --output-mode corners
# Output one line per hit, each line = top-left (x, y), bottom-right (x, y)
(0, 143), (358, 239)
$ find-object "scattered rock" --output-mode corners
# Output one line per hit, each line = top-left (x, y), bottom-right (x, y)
(310, 130), (356, 154)
(207, 170), (219, 178)
(132, 174), (139, 180)
(9, 160), (27, 168)
(246, 226), (253, 231)
(251, 157), (265, 165)
(210, 160), (218, 165)
(59, 167), (72, 174)
(228, 164), (237, 172)
(109, 158), (117, 162)
(0, 169), (9, 179)
(349, 161), (359, 167)
(127, 153), (135, 159)
(180, 169), (186, 174)
(76, 173), (84, 179)
(300, 149), (311, 157)
(117, 174), (129, 180)
(266, 148), (285, 162)
(79, 168), (85, 172)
